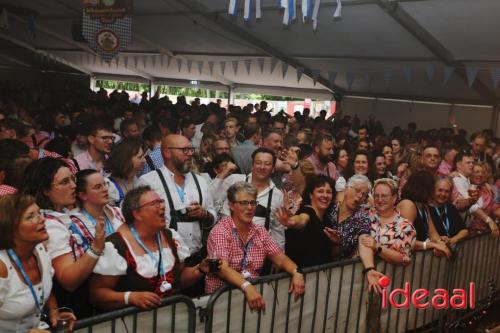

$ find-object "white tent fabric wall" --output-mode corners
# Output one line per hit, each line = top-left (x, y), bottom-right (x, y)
(0, 0), (499, 124)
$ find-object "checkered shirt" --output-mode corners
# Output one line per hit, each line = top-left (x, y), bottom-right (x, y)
(0, 185), (18, 196)
(39, 149), (78, 175)
(205, 216), (282, 294)
(139, 145), (164, 176)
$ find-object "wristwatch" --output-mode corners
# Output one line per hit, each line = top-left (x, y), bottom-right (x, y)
(293, 267), (303, 274)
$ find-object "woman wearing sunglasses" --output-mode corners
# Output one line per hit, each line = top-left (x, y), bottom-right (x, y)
(89, 186), (209, 311)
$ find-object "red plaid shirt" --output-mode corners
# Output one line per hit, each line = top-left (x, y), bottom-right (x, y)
(0, 185), (18, 196)
(205, 216), (282, 294)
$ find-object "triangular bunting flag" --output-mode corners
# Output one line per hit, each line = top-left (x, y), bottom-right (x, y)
(301, 0), (311, 21)
(152, 56), (156, 68)
(220, 61), (226, 75)
(443, 66), (454, 85)
(297, 67), (304, 82)
(232, 60), (239, 75)
(490, 68), (500, 89)
(115, 57), (119, 68)
(270, 58), (279, 74)
(197, 61), (204, 75)
(328, 71), (337, 87)
(311, 69), (320, 86)
(228, 0), (238, 16)
(167, 55), (172, 68)
(465, 66), (478, 87)
(312, 0), (321, 30)
(257, 58), (265, 73)
(93, 55), (97, 65)
(256, 0), (262, 19)
(208, 61), (214, 76)
(177, 58), (183, 72)
(187, 60), (193, 73)
(333, 0), (342, 18)
(403, 67), (412, 84)
(133, 56), (138, 68)
(100, 57), (104, 66)
(244, 59), (252, 75)
(282, 62), (288, 78)
(124, 56), (129, 68)
(142, 56), (147, 68)
(160, 55), (164, 67)
(426, 63), (435, 81)
(346, 72), (355, 90)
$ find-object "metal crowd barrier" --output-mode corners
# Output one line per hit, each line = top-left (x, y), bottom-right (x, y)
(74, 234), (499, 333)
(74, 295), (196, 333)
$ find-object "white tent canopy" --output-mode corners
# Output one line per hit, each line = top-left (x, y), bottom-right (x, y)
(0, 0), (499, 104)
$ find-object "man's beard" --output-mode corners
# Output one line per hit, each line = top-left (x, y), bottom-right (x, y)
(318, 153), (330, 165)
(172, 157), (192, 173)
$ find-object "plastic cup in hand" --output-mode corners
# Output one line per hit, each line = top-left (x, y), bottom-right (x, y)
(54, 307), (73, 333)
(468, 184), (478, 197)
(207, 256), (220, 273)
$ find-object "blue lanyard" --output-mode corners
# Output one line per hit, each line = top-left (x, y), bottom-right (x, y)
(7, 249), (44, 314)
(130, 226), (164, 275)
(434, 206), (450, 236)
(175, 184), (185, 203)
(232, 230), (253, 272)
(82, 210), (115, 236)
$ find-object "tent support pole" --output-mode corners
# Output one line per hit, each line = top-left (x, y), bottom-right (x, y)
(492, 106), (500, 137)
(228, 86), (234, 105)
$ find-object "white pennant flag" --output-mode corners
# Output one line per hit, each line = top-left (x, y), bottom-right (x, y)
(124, 56), (129, 68)
(100, 57), (104, 66)
(177, 58), (183, 72)
(167, 55), (172, 68)
(282, 62), (289, 78)
(311, 69), (320, 85)
(187, 60), (193, 73)
(312, 0), (321, 30)
(232, 60), (239, 75)
(220, 61), (226, 75)
(283, 0), (297, 25)
(490, 68), (500, 89)
(465, 66), (478, 87)
(346, 72), (355, 90)
(257, 58), (265, 73)
(270, 58), (279, 73)
(133, 56), (138, 68)
(116, 57), (120, 68)
(443, 66), (454, 85)
(333, 0), (342, 18)
(403, 67), (412, 84)
(328, 71), (337, 87)
(160, 55), (164, 67)
(208, 61), (215, 76)
(152, 56), (156, 68)
(244, 0), (251, 21)
(280, 0), (286, 8)
(228, 0), (238, 16)
(256, 0), (262, 19)
(197, 61), (204, 75)
(142, 56), (147, 68)
(426, 63), (435, 81)
(296, 67), (304, 82)
(244, 59), (252, 75)
(93, 55), (97, 65)
(301, 0), (311, 21)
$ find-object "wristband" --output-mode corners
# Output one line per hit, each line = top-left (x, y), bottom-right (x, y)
(293, 267), (303, 274)
(362, 267), (375, 275)
(240, 281), (251, 292)
(124, 291), (131, 305)
(87, 247), (103, 259)
(486, 217), (493, 224)
(423, 241), (427, 250)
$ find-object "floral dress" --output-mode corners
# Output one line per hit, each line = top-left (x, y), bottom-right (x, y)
(368, 209), (416, 266)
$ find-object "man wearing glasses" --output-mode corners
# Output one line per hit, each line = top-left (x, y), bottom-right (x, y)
(74, 122), (114, 174)
(138, 135), (216, 273)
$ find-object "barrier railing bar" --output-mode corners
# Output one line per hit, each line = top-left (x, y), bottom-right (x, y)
(414, 249), (427, 329)
(344, 264), (356, 333)
(152, 308), (157, 333)
(256, 283), (263, 333)
(355, 265), (366, 333)
(240, 287), (247, 333)
(477, 238), (487, 299)
(423, 249), (434, 326)
(285, 285), (292, 333)
(310, 271), (320, 333)
(333, 265), (344, 333)
(111, 318), (115, 333)
(404, 251), (418, 332)
(394, 263), (406, 332)
(486, 237), (495, 288)
(322, 268), (333, 333)
(380, 260), (387, 333)
(495, 239), (500, 286)
(385, 263), (395, 333)
(270, 280), (278, 333)
(297, 274), (306, 333)
(225, 289), (232, 333)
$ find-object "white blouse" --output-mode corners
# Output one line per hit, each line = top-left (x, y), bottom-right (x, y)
(0, 245), (54, 333)
(94, 229), (190, 277)
(43, 209), (74, 260)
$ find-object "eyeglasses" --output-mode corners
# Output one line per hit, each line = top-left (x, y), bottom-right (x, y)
(136, 198), (165, 210)
(166, 147), (195, 154)
(95, 136), (115, 142)
(52, 176), (76, 187)
(90, 182), (108, 191)
(374, 194), (391, 201)
(233, 200), (258, 207)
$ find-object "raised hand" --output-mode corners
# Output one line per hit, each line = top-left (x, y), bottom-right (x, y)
(93, 215), (106, 253)
(129, 291), (162, 309)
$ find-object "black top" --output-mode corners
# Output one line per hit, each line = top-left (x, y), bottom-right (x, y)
(285, 206), (332, 268)
(412, 202), (430, 242)
(428, 203), (466, 237)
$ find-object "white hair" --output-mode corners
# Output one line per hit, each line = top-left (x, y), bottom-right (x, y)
(346, 174), (372, 191)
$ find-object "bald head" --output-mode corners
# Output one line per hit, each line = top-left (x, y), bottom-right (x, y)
(161, 134), (194, 174)
(162, 134), (189, 150)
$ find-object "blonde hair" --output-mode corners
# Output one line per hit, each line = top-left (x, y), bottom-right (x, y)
(298, 159), (315, 178)
(373, 178), (398, 196)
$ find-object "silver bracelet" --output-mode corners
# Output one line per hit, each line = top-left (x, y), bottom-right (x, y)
(87, 247), (103, 259)
(124, 291), (131, 305)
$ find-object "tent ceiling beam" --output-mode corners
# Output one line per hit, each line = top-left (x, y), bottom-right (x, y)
(0, 31), (92, 75)
(0, 53), (32, 67)
(374, 0), (499, 105)
(171, 0), (342, 99)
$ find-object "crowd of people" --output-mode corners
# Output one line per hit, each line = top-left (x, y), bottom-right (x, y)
(0, 81), (499, 332)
